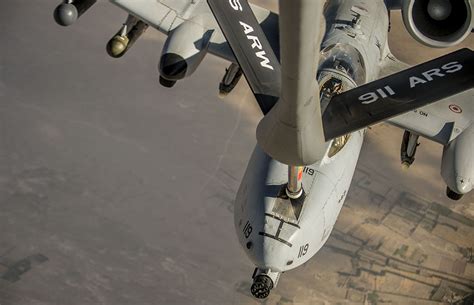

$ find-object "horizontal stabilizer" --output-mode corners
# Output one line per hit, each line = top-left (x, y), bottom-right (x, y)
(323, 48), (474, 140)
(207, 0), (281, 114)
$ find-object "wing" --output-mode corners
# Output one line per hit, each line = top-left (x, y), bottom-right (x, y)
(207, 0), (281, 114)
(380, 53), (474, 145)
(322, 48), (474, 141)
(111, 0), (279, 64)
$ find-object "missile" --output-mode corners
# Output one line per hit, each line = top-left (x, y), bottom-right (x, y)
(106, 19), (149, 58)
(54, 0), (97, 26)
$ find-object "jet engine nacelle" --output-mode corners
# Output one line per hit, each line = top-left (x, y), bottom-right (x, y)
(402, 0), (473, 48)
(158, 19), (211, 87)
(441, 124), (473, 199)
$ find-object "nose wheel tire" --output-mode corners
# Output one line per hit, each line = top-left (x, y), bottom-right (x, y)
(251, 275), (273, 299)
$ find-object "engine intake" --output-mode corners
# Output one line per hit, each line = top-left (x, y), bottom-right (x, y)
(158, 18), (211, 87)
(402, 0), (473, 48)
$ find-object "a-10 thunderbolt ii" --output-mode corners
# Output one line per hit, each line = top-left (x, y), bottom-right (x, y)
(53, 0), (473, 299)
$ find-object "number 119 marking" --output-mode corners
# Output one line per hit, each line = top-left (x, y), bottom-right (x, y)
(243, 221), (253, 239)
(298, 243), (309, 258)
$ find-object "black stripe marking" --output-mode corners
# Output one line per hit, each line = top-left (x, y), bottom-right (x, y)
(264, 213), (300, 228)
(258, 232), (292, 247)
(275, 221), (284, 237)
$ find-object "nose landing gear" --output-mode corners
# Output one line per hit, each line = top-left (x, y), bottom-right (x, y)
(219, 63), (242, 97)
(250, 268), (280, 299)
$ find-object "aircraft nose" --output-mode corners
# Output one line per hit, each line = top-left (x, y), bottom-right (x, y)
(248, 212), (300, 272)
(455, 176), (472, 194)
(250, 239), (292, 272)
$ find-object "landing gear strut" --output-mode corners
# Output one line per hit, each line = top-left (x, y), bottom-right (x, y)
(219, 63), (242, 97)
(400, 130), (419, 169)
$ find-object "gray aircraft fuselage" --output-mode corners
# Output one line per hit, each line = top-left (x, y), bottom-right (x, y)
(234, 0), (389, 279)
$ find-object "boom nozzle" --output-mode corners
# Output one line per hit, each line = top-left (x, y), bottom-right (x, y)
(286, 165), (304, 199)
